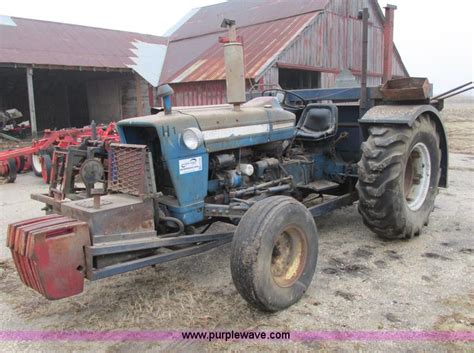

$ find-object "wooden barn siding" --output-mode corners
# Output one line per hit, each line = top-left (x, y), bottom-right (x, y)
(328, 0), (408, 77)
(327, 0), (383, 27)
(262, 0), (407, 88)
(392, 54), (407, 77)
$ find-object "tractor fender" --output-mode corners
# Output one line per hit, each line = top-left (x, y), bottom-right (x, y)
(359, 104), (448, 187)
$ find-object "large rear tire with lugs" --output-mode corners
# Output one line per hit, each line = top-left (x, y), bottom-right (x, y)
(231, 196), (318, 312)
(357, 115), (441, 240)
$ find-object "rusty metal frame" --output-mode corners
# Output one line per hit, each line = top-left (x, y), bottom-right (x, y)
(87, 232), (233, 280)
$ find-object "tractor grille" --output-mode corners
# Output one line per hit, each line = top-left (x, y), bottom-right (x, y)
(108, 144), (156, 197)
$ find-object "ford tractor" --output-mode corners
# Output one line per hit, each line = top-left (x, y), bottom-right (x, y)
(6, 19), (449, 312)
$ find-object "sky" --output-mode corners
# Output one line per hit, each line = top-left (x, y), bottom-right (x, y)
(1, 0), (472, 95)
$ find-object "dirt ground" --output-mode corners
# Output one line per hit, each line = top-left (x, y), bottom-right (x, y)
(0, 98), (473, 352)
(441, 97), (474, 155)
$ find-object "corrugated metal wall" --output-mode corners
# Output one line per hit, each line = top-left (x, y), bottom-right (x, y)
(169, 81), (227, 107)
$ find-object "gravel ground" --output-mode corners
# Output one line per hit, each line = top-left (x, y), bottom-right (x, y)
(0, 99), (472, 352)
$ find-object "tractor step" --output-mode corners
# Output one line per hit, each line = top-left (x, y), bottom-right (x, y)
(298, 180), (340, 193)
(7, 215), (90, 299)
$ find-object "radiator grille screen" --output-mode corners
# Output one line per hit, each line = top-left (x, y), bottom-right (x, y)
(108, 144), (149, 197)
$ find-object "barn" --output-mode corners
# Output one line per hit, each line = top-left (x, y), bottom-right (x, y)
(160, 0), (409, 106)
(0, 15), (167, 135)
(0, 0), (409, 134)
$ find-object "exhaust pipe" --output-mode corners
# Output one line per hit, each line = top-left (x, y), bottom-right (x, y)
(220, 19), (246, 111)
(383, 5), (397, 83)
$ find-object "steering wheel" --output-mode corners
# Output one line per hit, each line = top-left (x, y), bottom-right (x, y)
(262, 89), (307, 110)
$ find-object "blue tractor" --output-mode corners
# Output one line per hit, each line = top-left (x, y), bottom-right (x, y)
(8, 19), (450, 311)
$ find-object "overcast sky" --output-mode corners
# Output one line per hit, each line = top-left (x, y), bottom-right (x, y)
(1, 0), (472, 95)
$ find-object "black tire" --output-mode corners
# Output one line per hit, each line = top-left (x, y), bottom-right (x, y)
(16, 156), (26, 173)
(231, 196), (318, 312)
(5, 159), (17, 183)
(32, 153), (43, 177)
(357, 115), (441, 239)
(41, 154), (52, 184)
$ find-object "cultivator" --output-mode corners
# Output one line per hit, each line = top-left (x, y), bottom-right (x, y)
(0, 122), (118, 184)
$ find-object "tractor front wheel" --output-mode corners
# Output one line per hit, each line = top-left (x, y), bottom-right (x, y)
(230, 196), (318, 312)
(357, 115), (441, 239)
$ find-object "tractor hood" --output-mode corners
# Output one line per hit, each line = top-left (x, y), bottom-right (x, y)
(117, 97), (296, 153)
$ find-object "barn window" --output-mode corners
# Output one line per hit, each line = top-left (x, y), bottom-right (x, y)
(279, 69), (321, 90)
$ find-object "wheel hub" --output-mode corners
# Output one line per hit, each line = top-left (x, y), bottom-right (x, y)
(32, 154), (42, 172)
(271, 226), (307, 287)
(404, 142), (431, 211)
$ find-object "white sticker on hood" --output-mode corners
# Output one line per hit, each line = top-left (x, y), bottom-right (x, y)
(179, 156), (202, 175)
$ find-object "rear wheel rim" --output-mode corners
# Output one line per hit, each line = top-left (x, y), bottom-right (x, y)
(271, 225), (307, 287)
(404, 142), (431, 211)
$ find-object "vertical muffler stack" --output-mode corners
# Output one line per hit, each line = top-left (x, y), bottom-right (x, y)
(220, 19), (246, 111)
(6, 214), (90, 299)
(383, 5), (397, 83)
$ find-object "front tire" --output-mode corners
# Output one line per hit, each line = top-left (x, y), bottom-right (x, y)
(231, 196), (318, 312)
(357, 115), (441, 239)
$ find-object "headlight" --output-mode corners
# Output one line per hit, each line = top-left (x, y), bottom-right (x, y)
(182, 128), (203, 150)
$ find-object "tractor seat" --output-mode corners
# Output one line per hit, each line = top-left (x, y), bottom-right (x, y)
(296, 104), (338, 140)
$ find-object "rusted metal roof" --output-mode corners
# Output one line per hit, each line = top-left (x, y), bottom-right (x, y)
(167, 12), (318, 83)
(168, 0), (329, 40)
(1, 0), (409, 89)
(160, 0), (329, 83)
(0, 16), (167, 85)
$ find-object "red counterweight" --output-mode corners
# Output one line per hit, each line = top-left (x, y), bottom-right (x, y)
(7, 215), (91, 299)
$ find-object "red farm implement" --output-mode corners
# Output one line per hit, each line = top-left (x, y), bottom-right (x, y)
(0, 122), (119, 184)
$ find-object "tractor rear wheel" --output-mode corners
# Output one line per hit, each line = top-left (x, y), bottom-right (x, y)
(357, 115), (441, 239)
(230, 196), (318, 312)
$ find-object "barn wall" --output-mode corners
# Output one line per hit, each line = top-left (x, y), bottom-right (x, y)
(262, 0), (407, 89)
(326, 0), (383, 27)
(121, 75), (152, 118)
(170, 81), (227, 106)
(164, 0), (409, 104)
(87, 74), (152, 123)
(260, 67), (280, 90)
(168, 80), (264, 107)
(392, 53), (407, 77)
(87, 79), (122, 124)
